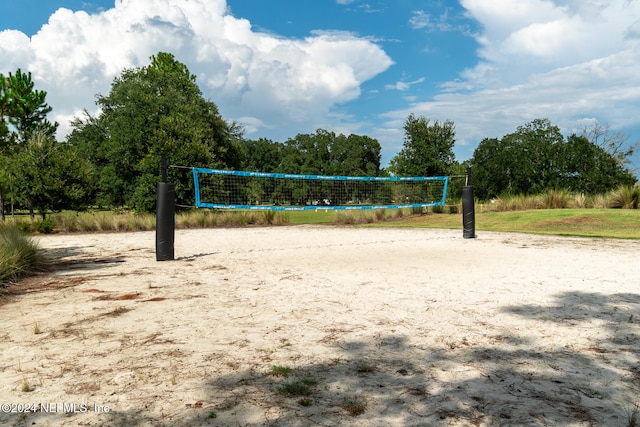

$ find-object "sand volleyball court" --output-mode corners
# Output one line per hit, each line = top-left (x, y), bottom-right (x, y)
(1, 226), (639, 426)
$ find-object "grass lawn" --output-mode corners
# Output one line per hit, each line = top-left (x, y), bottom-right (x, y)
(366, 209), (640, 239)
(8, 207), (639, 240)
(283, 210), (339, 225)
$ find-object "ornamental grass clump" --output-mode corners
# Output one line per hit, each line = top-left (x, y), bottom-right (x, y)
(539, 189), (571, 209)
(609, 186), (640, 209)
(0, 225), (44, 288)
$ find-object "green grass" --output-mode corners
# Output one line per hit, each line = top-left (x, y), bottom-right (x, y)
(276, 378), (318, 397)
(284, 210), (338, 224)
(268, 365), (292, 377)
(370, 209), (640, 239)
(4, 191), (639, 241)
(342, 397), (367, 416)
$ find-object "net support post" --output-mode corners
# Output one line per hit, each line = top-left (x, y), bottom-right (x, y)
(462, 167), (476, 239)
(156, 155), (175, 261)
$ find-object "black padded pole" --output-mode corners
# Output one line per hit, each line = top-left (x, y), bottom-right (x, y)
(161, 153), (167, 183)
(462, 167), (476, 239)
(156, 155), (175, 261)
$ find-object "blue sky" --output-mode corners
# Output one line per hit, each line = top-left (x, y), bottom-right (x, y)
(1, 0), (640, 171)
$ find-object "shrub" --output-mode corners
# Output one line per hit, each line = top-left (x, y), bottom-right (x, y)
(591, 194), (610, 209)
(539, 189), (570, 209)
(53, 212), (81, 232)
(35, 219), (54, 234)
(0, 225), (44, 287)
(430, 205), (445, 214)
(572, 193), (589, 209)
(277, 378), (318, 397)
(335, 212), (358, 225)
(261, 210), (277, 225)
(411, 206), (424, 215)
(373, 209), (386, 222)
(609, 186), (639, 209)
(392, 208), (405, 219)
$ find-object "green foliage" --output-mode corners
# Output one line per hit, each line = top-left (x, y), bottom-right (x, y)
(1, 70), (59, 220)
(578, 120), (639, 169)
(0, 69), (57, 146)
(327, 133), (381, 176)
(342, 397), (367, 416)
(558, 134), (636, 194)
(68, 52), (242, 212)
(278, 129), (382, 176)
(388, 114), (456, 177)
(13, 219), (54, 234)
(268, 365), (292, 377)
(10, 131), (92, 218)
(277, 378), (318, 397)
(472, 119), (637, 200)
(240, 138), (284, 172)
(0, 76), (10, 144)
(0, 225), (43, 287)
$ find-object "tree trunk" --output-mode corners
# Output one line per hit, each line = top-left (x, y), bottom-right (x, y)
(0, 187), (4, 222)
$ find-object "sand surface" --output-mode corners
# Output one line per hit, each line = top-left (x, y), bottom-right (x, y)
(1, 226), (639, 426)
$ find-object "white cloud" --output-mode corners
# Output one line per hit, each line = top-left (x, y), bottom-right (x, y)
(376, 0), (640, 167)
(0, 30), (34, 71)
(409, 11), (432, 30)
(625, 19), (640, 40)
(459, 0), (640, 87)
(0, 0), (392, 141)
(381, 47), (640, 161)
(409, 10), (458, 32)
(385, 77), (425, 91)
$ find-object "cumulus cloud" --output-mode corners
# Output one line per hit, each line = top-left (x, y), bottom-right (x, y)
(0, 0), (392, 140)
(376, 0), (640, 166)
(382, 48), (640, 159)
(459, 0), (640, 88)
(3, 0), (639, 169)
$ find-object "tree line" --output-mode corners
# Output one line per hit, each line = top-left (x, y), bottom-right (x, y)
(1, 52), (637, 218)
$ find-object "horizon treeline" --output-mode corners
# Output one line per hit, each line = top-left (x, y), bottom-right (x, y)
(1, 52), (637, 218)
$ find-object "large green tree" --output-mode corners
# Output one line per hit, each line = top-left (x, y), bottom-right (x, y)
(388, 114), (456, 177)
(11, 131), (92, 219)
(471, 137), (512, 199)
(327, 133), (381, 176)
(0, 75), (10, 145)
(8, 70), (56, 141)
(279, 130), (332, 175)
(240, 138), (283, 172)
(471, 119), (636, 199)
(503, 118), (564, 194)
(278, 129), (381, 176)
(577, 120), (639, 170)
(557, 134), (636, 194)
(68, 52), (242, 211)
(0, 70), (59, 220)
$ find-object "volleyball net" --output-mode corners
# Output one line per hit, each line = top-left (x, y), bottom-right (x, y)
(192, 168), (449, 211)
